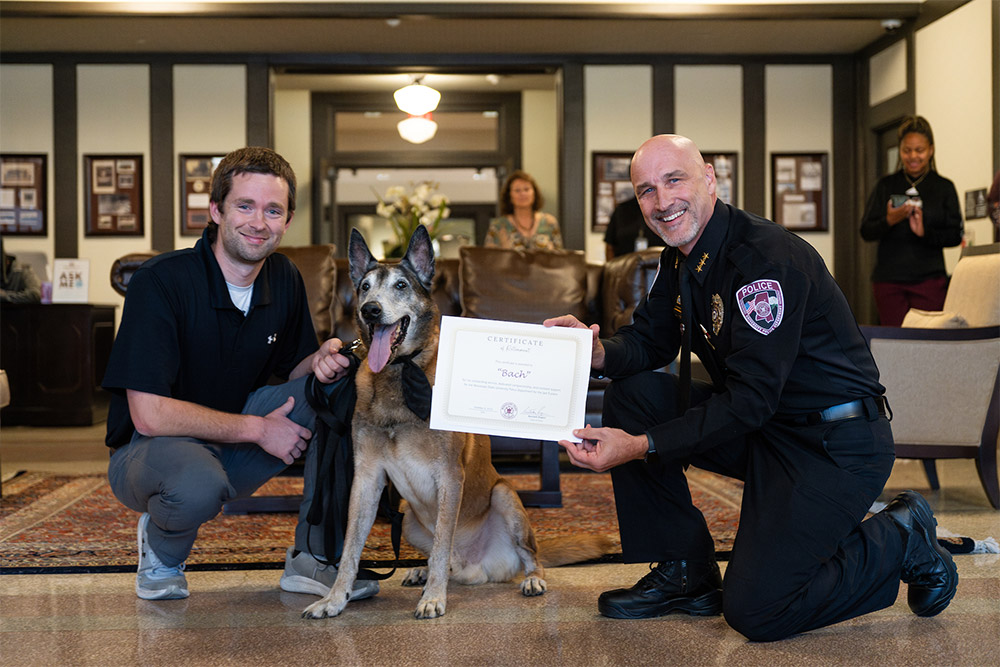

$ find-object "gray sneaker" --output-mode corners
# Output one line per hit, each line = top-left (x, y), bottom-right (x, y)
(279, 547), (379, 600)
(136, 512), (189, 600)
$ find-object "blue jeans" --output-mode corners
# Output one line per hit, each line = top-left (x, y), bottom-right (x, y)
(108, 375), (336, 567)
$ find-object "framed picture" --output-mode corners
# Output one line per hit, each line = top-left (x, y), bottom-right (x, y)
(180, 154), (224, 236)
(85, 154), (144, 236)
(592, 152), (634, 232)
(771, 152), (828, 231)
(0, 154), (47, 236)
(701, 151), (738, 207)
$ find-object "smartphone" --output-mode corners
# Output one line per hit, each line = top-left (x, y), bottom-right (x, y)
(890, 194), (909, 207)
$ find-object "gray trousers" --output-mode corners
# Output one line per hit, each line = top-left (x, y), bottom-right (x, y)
(108, 375), (336, 567)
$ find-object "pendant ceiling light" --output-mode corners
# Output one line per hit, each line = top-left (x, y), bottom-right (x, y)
(397, 115), (438, 144)
(393, 79), (441, 116)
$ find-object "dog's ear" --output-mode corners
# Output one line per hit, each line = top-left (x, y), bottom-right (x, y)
(348, 228), (379, 289)
(400, 224), (435, 290)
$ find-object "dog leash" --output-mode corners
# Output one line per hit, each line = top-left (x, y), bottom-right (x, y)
(303, 341), (404, 581)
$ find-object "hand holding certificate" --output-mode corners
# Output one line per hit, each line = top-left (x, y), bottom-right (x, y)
(430, 316), (593, 442)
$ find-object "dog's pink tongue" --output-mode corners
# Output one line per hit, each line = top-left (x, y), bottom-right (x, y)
(367, 324), (395, 373)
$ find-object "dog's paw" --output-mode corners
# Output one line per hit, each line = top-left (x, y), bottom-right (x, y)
(402, 567), (428, 587)
(302, 596), (348, 620)
(520, 576), (547, 597)
(414, 595), (446, 619)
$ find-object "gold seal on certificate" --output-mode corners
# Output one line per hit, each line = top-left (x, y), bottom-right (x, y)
(429, 316), (593, 442)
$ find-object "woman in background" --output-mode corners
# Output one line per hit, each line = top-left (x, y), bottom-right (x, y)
(860, 115), (963, 326)
(485, 170), (563, 250)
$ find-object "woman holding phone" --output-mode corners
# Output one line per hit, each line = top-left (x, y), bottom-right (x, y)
(860, 115), (963, 326)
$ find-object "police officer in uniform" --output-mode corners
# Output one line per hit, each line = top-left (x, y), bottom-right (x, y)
(545, 135), (957, 642)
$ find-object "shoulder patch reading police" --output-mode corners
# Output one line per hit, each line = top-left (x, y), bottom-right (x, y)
(737, 280), (784, 335)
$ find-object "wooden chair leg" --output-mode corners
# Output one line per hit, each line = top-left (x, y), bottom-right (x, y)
(921, 459), (940, 490)
(975, 441), (1000, 510)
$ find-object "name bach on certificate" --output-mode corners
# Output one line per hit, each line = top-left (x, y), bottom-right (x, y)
(430, 316), (593, 443)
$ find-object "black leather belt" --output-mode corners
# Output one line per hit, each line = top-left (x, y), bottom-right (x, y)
(781, 396), (889, 427)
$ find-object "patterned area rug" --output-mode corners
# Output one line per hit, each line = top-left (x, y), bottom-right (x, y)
(1, 469), (742, 573)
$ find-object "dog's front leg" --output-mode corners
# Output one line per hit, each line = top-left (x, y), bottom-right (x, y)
(414, 467), (464, 619)
(302, 470), (384, 620)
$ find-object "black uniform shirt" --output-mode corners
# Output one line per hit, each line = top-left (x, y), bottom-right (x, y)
(102, 226), (318, 449)
(602, 200), (885, 459)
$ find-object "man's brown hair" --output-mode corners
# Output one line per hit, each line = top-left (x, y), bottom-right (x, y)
(210, 146), (297, 216)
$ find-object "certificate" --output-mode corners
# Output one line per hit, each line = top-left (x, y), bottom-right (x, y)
(430, 316), (593, 443)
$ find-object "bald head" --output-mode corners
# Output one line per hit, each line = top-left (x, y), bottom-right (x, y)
(629, 134), (717, 256)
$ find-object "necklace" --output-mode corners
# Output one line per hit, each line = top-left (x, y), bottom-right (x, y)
(904, 168), (929, 190)
(511, 212), (536, 237)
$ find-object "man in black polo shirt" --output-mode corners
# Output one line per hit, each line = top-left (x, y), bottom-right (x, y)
(546, 135), (957, 641)
(104, 147), (377, 602)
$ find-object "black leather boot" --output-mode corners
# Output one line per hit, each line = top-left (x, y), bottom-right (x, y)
(598, 559), (723, 619)
(881, 490), (958, 616)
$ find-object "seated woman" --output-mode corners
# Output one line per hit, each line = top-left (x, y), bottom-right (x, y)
(485, 170), (563, 250)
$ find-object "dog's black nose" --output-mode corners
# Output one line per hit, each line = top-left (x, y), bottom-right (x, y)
(360, 301), (382, 322)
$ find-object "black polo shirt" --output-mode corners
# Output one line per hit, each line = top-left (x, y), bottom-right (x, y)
(103, 227), (318, 449)
(602, 200), (885, 459)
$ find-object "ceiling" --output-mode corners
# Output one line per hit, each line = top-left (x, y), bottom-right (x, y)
(0, 2), (949, 95)
(0, 2), (933, 57)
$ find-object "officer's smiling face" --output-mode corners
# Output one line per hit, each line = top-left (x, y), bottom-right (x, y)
(631, 135), (717, 257)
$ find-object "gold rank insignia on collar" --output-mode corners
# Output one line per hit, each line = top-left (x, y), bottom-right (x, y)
(695, 252), (709, 272)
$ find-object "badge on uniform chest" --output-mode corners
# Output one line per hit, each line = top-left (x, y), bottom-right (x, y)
(711, 294), (724, 335)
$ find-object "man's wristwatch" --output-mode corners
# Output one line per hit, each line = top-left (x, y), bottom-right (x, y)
(644, 435), (656, 462)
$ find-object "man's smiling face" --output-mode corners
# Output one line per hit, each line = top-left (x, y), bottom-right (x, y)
(631, 135), (717, 256)
(210, 171), (292, 267)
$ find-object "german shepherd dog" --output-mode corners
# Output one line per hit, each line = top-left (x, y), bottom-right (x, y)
(303, 226), (613, 620)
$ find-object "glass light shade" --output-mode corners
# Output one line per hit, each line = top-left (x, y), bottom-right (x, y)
(397, 116), (438, 144)
(393, 83), (441, 116)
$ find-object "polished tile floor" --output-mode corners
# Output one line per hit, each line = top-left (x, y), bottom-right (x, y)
(2, 424), (998, 666)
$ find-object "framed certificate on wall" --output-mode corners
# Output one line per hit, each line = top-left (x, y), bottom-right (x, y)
(0, 154), (47, 236)
(771, 152), (828, 232)
(179, 154), (224, 236)
(591, 152), (634, 233)
(84, 154), (144, 236)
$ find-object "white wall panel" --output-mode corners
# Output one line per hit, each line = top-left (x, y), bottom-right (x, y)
(675, 65), (743, 208)
(765, 64), (834, 270)
(77, 64), (150, 310)
(174, 65), (246, 250)
(0, 64), (55, 270)
(916, 0), (993, 266)
(584, 65), (653, 262)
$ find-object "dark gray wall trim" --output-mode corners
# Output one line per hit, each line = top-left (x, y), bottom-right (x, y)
(53, 61), (77, 259)
(246, 60), (271, 147)
(741, 63), (765, 217)
(558, 63), (585, 251)
(652, 63), (674, 136)
(150, 63), (174, 252)
(830, 58), (859, 301)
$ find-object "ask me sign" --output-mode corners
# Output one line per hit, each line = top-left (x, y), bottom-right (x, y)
(52, 259), (90, 304)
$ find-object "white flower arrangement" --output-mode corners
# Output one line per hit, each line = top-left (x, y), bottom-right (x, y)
(374, 181), (451, 256)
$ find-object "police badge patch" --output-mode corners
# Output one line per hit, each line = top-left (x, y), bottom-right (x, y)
(736, 280), (784, 335)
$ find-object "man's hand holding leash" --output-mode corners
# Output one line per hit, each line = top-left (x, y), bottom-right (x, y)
(310, 338), (353, 383)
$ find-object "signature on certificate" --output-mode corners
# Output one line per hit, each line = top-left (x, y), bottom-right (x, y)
(521, 406), (553, 420)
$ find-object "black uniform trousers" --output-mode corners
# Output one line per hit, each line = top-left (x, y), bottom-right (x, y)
(604, 371), (904, 641)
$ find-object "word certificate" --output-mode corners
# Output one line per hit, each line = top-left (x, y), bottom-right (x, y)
(430, 316), (593, 443)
